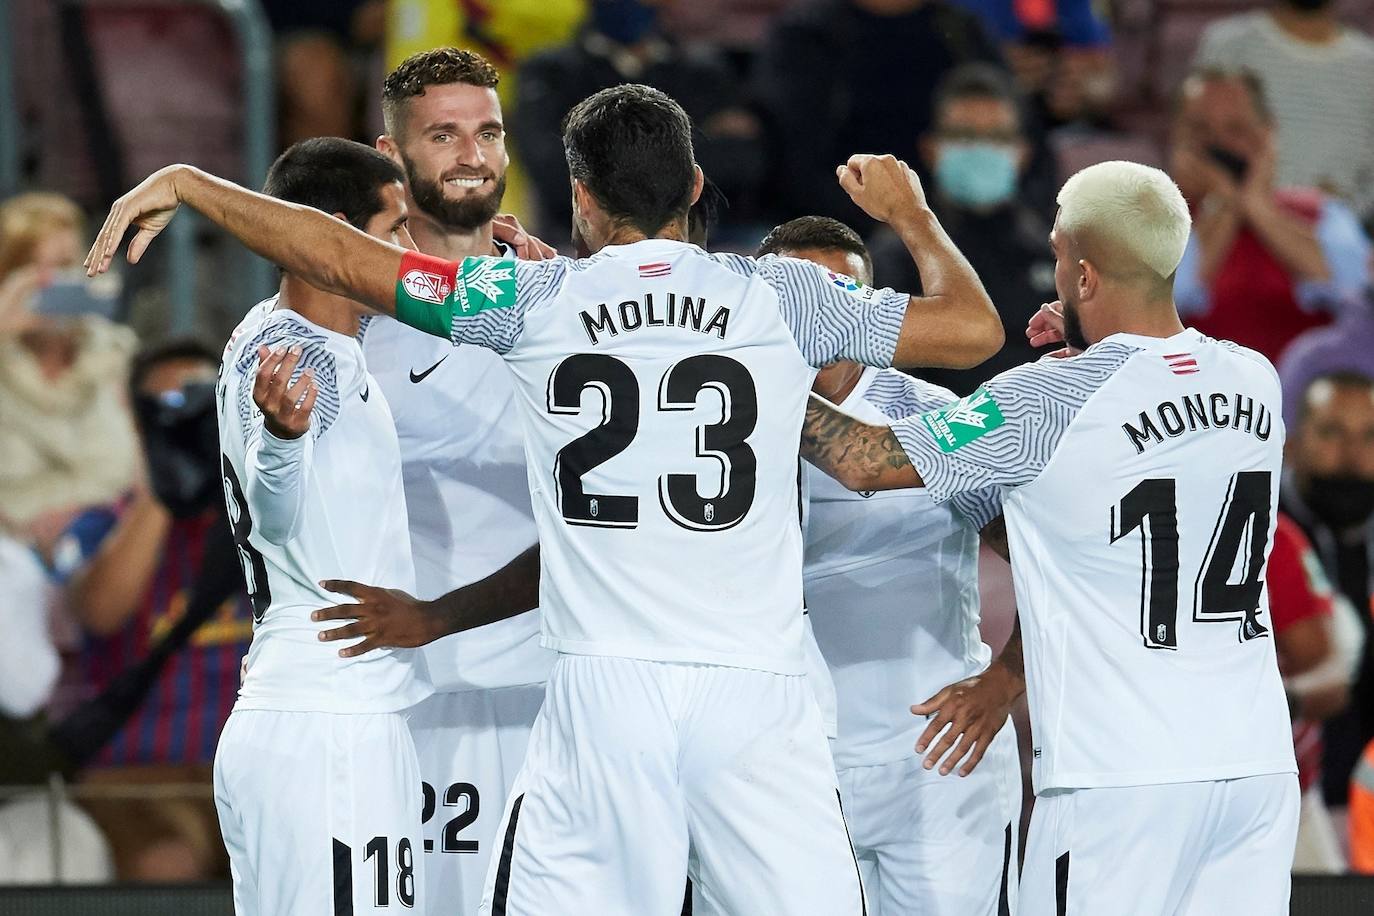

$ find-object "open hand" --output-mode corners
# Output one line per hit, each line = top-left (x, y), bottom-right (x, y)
(492, 213), (557, 261)
(836, 154), (929, 225)
(84, 164), (189, 277)
(911, 660), (1023, 777)
(312, 579), (437, 658)
(253, 344), (317, 439)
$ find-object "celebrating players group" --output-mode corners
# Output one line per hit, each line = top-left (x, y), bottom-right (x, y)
(84, 45), (1301, 916)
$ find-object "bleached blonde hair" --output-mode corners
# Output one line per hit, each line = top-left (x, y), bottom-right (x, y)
(1055, 161), (1191, 281)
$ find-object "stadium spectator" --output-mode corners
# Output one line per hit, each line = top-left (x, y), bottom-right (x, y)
(869, 65), (1058, 394)
(67, 340), (251, 882)
(514, 0), (763, 244)
(1269, 513), (1361, 872)
(0, 192), (139, 548)
(1282, 372), (1374, 808)
(1171, 69), (1371, 363)
(752, 0), (1003, 229)
(1279, 277), (1374, 428)
(1193, 0), (1374, 222)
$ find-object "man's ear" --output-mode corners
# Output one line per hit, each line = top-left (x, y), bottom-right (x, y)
(330, 211), (351, 224)
(688, 165), (704, 207)
(1078, 258), (1099, 302)
(377, 135), (401, 165)
(572, 178), (595, 215)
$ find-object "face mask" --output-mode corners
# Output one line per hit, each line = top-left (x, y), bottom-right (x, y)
(935, 143), (1018, 210)
(135, 381), (222, 519)
(592, 0), (659, 46)
(1302, 474), (1374, 530)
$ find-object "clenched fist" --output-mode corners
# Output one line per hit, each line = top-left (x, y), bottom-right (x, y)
(836, 154), (930, 226)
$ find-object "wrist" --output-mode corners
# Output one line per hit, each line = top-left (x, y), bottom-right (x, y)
(892, 206), (939, 241)
(987, 658), (1026, 702)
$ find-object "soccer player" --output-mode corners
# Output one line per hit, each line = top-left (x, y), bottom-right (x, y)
(799, 161), (1299, 914)
(211, 138), (432, 915)
(759, 215), (1023, 915)
(86, 84), (1004, 912)
(360, 48), (554, 912)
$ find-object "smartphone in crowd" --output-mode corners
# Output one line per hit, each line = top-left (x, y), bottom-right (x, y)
(31, 269), (122, 321)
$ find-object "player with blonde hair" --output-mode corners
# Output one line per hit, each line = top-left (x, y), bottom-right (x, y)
(801, 161), (1299, 915)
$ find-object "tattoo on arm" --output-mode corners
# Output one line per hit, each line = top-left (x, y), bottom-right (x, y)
(800, 394), (918, 491)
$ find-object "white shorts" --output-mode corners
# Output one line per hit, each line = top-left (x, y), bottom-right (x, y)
(479, 655), (865, 916)
(213, 709), (425, 916)
(838, 718), (1021, 915)
(408, 685), (545, 915)
(1020, 773), (1299, 916)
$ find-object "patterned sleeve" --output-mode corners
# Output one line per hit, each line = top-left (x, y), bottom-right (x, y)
(864, 370), (1002, 527)
(393, 252), (568, 354)
(753, 254), (910, 368)
(890, 345), (1136, 502)
(232, 318), (341, 443)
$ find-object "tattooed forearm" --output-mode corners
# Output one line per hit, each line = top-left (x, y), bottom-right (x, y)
(800, 394), (921, 491)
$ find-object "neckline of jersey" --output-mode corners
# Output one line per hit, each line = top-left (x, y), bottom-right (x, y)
(1098, 327), (1204, 351)
(595, 238), (705, 257)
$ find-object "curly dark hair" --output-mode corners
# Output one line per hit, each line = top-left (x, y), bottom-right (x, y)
(382, 48), (500, 135)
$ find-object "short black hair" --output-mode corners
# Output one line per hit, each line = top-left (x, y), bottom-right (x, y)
(129, 337), (220, 396)
(757, 216), (874, 284)
(562, 84), (697, 237)
(382, 48), (501, 136)
(262, 137), (405, 231)
(933, 64), (1023, 131)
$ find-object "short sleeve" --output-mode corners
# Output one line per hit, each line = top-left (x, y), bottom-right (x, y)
(754, 254), (910, 368)
(890, 344), (1136, 502)
(1295, 200), (1372, 312)
(394, 253), (569, 354)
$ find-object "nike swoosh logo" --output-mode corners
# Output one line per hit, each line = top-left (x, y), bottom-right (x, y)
(360, 384), (369, 402)
(409, 354), (450, 384)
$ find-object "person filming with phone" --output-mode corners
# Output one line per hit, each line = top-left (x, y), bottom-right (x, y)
(0, 191), (140, 554)
(1170, 68), (1371, 365)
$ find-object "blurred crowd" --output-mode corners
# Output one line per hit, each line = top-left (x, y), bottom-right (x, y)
(2, 0), (1374, 887)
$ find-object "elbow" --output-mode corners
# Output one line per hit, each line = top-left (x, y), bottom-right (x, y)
(947, 309), (1005, 370)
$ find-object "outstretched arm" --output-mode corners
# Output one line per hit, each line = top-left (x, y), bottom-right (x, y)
(800, 394), (923, 492)
(313, 545), (541, 658)
(86, 165), (407, 315)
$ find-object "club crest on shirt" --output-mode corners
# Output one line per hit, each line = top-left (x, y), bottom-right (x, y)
(457, 257), (516, 314)
(401, 268), (452, 304)
(826, 270), (877, 301)
(921, 387), (1006, 453)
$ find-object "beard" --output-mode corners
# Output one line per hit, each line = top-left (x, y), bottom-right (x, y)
(402, 154), (507, 231)
(1061, 295), (1091, 351)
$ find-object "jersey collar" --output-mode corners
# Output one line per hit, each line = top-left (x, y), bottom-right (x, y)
(1097, 327), (1204, 352)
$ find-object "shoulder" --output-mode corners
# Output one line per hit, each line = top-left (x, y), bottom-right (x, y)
(988, 341), (1139, 405)
(1201, 11), (1266, 46)
(1341, 26), (1374, 60)
(1203, 334), (1281, 389)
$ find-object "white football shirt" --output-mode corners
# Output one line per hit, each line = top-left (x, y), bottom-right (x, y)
(217, 300), (432, 713)
(892, 329), (1296, 791)
(804, 367), (1000, 769)
(362, 282), (553, 692)
(396, 240), (910, 673)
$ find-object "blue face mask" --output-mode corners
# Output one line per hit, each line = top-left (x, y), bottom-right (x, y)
(935, 143), (1018, 209)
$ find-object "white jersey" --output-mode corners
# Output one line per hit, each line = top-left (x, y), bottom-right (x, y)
(362, 295), (553, 693)
(804, 367), (1000, 769)
(892, 328), (1297, 792)
(217, 300), (431, 713)
(396, 239), (910, 673)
